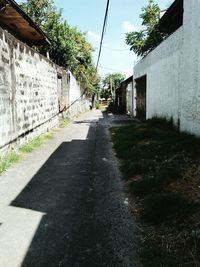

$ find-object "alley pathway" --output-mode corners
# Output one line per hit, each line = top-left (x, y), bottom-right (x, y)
(0, 110), (142, 267)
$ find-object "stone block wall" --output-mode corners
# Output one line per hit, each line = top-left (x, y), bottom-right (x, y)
(66, 71), (89, 117)
(0, 27), (89, 156)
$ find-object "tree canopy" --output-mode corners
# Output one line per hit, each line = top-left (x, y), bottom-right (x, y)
(20, 0), (99, 95)
(126, 0), (166, 57)
(100, 73), (125, 100)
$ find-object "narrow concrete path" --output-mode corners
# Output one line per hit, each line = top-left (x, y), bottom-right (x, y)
(0, 110), (142, 267)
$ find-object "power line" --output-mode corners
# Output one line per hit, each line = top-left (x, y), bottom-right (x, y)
(94, 45), (129, 52)
(99, 65), (123, 72)
(94, 46), (129, 52)
(102, 45), (129, 52)
(99, 65), (132, 74)
(96, 0), (110, 71)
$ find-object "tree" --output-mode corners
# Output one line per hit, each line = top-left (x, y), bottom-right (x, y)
(100, 73), (125, 100)
(20, 0), (99, 96)
(126, 0), (166, 57)
(20, 0), (55, 26)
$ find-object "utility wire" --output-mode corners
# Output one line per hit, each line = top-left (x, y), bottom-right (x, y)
(102, 45), (129, 51)
(94, 45), (129, 52)
(96, 0), (110, 71)
(99, 65), (124, 72)
(99, 65), (132, 74)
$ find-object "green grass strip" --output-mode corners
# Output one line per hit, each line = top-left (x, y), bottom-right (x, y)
(0, 117), (71, 174)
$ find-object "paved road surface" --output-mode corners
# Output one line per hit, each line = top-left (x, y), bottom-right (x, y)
(0, 110), (142, 267)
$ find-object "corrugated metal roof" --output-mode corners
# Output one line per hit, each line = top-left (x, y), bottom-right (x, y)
(0, 0), (50, 45)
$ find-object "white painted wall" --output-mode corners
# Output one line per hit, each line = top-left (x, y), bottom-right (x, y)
(68, 71), (82, 103)
(67, 71), (89, 116)
(126, 82), (133, 115)
(134, 27), (183, 125)
(133, 0), (200, 136)
(180, 0), (200, 135)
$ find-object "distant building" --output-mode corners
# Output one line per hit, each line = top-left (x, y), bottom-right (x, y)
(115, 76), (133, 115)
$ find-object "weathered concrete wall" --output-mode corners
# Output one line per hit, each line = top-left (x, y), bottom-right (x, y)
(134, 26), (183, 124)
(115, 77), (133, 115)
(0, 27), (89, 156)
(66, 71), (89, 117)
(0, 28), (59, 155)
(126, 81), (133, 116)
(133, 0), (200, 136)
(180, 0), (200, 135)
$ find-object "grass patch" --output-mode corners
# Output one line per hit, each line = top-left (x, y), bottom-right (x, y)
(146, 116), (175, 131)
(0, 151), (21, 173)
(142, 193), (194, 225)
(129, 175), (163, 196)
(129, 164), (182, 196)
(0, 117), (71, 174)
(19, 132), (55, 154)
(95, 100), (100, 109)
(19, 144), (34, 153)
(139, 237), (178, 267)
(111, 117), (200, 266)
(59, 118), (70, 128)
(121, 159), (156, 177)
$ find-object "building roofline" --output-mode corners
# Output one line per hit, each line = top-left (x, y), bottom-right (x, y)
(1, 0), (51, 45)
(159, 0), (183, 34)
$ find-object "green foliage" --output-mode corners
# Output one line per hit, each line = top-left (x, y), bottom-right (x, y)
(20, 0), (99, 95)
(20, 0), (55, 26)
(100, 88), (112, 101)
(140, 237), (177, 267)
(19, 132), (55, 154)
(110, 117), (200, 221)
(142, 193), (194, 225)
(129, 165), (182, 196)
(59, 118), (70, 128)
(100, 72), (125, 100)
(19, 144), (34, 153)
(0, 116), (71, 174)
(129, 175), (163, 195)
(140, 0), (160, 31)
(111, 118), (200, 267)
(95, 100), (100, 109)
(126, 0), (166, 56)
(102, 73), (125, 89)
(146, 116), (175, 130)
(0, 151), (20, 174)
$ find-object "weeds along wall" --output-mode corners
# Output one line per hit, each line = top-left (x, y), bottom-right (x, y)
(0, 27), (89, 156)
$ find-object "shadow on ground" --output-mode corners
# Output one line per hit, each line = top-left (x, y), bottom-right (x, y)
(11, 125), (97, 267)
(10, 111), (142, 267)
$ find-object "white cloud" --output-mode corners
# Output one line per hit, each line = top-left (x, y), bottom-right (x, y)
(87, 31), (101, 42)
(122, 21), (136, 32)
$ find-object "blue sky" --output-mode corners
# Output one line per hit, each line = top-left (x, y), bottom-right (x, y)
(19, 0), (173, 78)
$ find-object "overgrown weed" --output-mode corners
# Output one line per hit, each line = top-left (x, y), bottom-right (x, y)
(0, 116), (71, 174)
(111, 117), (200, 266)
